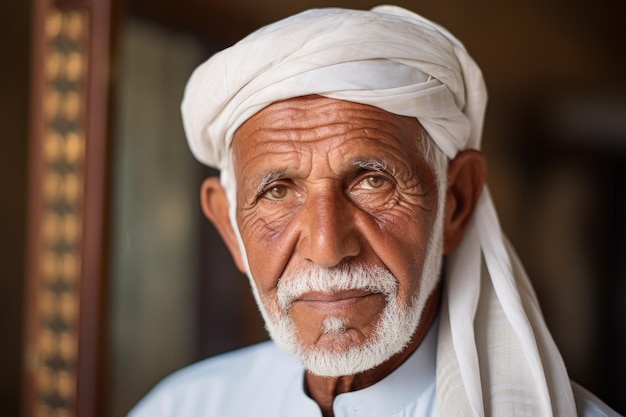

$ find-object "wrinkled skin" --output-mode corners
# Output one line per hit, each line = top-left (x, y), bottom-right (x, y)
(201, 96), (486, 416)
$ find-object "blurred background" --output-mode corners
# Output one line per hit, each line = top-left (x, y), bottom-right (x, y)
(1, 0), (625, 416)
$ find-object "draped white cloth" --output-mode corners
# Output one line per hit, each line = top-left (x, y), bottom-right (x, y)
(181, 5), (577, 416)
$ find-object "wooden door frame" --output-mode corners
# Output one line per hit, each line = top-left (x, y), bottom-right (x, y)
(23, 0), (118, 416)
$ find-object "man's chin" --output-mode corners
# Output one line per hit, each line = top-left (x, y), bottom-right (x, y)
(297, 339), (393, 377)
(272, 322), (404, 377)
(264, 319), (382, 376)
(264, 300), (422, 377)
(310, 329), (369, 354)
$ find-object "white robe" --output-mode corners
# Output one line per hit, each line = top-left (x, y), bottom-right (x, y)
(127, 322), (618, 417)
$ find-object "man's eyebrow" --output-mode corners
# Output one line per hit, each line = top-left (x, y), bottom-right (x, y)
(353, 159), (396, 175)
(253, 171), (284, 194)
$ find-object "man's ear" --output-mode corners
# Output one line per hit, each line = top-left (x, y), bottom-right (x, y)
(200, 177), (247, 273)
(443, 150), (487, 254)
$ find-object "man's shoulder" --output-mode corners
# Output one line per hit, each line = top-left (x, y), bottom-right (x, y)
(161, 340), (289, 384)
(128, 340), (303, 417)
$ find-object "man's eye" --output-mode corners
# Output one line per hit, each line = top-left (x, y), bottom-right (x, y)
(362, 175), (387, 189)
(263, 185), (289, 200)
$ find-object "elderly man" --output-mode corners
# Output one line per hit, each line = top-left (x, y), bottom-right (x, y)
(129, 6), (620, 417)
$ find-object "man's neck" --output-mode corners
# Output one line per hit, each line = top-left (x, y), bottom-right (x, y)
(304, 288), (441, 417)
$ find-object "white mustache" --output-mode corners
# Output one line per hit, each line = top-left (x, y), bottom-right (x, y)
(277, 265), (398, 312)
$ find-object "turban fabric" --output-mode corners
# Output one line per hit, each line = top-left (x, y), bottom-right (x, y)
(181, 5), (577, 416)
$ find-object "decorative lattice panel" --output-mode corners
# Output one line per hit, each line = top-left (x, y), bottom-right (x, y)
(27, 8), (88, 417)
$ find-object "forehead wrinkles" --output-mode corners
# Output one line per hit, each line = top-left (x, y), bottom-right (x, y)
(260, 98), (404, 130)
(232, 97), (426, 181)
(234, 98), (420, 151)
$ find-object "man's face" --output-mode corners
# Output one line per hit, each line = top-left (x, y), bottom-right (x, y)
(232, 96), (442, 375)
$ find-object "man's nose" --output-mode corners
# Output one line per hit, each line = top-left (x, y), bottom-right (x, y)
(296, 190), (361, 268)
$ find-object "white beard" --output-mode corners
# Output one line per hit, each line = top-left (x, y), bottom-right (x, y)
(246, 202), (445, 377)
(272, 265), (419, 376)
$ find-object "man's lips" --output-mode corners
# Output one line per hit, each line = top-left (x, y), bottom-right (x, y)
(290, 289), (379, 311)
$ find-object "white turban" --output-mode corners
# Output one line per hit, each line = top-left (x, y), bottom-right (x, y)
(181, 5), (576, 416)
